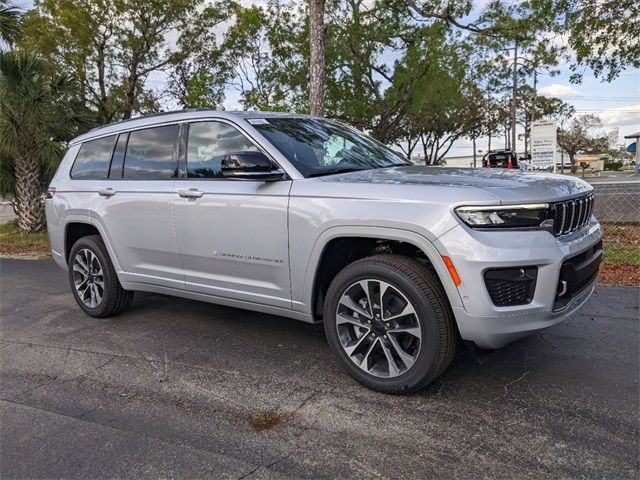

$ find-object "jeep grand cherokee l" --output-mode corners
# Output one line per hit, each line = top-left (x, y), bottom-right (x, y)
(45, 110), (602, 393)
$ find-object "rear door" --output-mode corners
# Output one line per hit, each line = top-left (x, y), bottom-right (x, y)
(171, 120), (292, 309)
(89, 124), (184, 290)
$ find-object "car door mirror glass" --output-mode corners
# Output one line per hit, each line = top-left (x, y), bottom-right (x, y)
(221, 151), (283, 181)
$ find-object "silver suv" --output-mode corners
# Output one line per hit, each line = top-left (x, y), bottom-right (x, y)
(45, 110), (603, 393)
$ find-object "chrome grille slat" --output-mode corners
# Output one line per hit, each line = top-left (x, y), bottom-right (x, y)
(577, 198), (584, 228)
(568, 201), (576, 233)
(553, 194), (593, 237)
(585, 197), (591, 223)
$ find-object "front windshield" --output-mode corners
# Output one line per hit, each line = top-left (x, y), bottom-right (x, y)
(251, 117), (410, 177)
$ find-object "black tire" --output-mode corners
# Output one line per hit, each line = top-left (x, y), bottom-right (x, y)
(323, 254), (457, 394)
(68, 235), (133, 318)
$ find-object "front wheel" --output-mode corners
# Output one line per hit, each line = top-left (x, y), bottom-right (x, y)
(68, 235), (133, 318)
(323, 254), (457, 394)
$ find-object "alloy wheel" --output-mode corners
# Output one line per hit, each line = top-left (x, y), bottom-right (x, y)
(335, 279), (422, 378)
(72, 248), (105, 308)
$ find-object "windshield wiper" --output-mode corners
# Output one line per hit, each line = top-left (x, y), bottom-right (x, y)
(307, 167), (365, 178)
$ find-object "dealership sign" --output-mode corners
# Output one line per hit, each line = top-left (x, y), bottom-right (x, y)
(531, 120), (558, 169)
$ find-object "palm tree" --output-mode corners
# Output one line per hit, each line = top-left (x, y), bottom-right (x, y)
(0, 52), (91, 233)
(0, 0), (21, 46)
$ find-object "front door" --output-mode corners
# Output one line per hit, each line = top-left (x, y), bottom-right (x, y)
(171, 120), (292, 309)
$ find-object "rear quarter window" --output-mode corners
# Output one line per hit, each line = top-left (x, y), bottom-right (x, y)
(70, 135), (117, 179)
(123, 125), (179, 180)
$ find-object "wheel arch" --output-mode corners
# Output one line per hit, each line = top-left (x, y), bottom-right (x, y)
(302, 226), (463, 321)
(63, 218), (121, 271)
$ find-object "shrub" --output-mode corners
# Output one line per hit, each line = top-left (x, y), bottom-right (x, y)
(604, 161), (623, 171)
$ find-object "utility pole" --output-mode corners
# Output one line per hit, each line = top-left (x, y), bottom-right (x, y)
(309, 0), (326, 117)
(511, 39), (518, 154)
(525, 69), (538, 158)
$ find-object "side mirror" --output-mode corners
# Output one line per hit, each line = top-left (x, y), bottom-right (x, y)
(221, 151), (284, 181)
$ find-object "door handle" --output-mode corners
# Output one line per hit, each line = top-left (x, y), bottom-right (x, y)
(178, 188), (204, 198)
(98, 188), (116, 197)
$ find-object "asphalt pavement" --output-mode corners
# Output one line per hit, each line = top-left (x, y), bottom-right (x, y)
(0, 259), (638, 479)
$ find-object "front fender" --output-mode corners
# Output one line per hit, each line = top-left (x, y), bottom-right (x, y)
(292, 225), (464, 316)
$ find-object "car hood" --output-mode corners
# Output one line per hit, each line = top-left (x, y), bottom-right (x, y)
(316, 166), (593, 203)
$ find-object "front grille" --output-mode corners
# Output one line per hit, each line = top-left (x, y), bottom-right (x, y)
(552, 194), (594, 236)
(484, 267), (538, 307)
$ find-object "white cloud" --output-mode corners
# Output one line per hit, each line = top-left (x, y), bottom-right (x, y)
(538, 84), (582, 98)
(599, 105), (640, 127)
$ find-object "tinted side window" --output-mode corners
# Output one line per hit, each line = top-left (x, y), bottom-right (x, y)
(123, 125), (179, 180)
(187, 122), (260, 178)
(70, 135), (117, 179)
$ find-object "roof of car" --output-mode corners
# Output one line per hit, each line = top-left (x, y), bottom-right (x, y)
(70, 109), (313, 146)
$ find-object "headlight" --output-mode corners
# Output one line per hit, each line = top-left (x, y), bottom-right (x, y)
(455, 204), (550, 229)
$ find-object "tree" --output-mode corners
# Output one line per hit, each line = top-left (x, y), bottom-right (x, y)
(461, 85), (489, 167)
(557, 114), (608, 166)
(324, 0), (403, 132)
(21, 0), (199, 123)
(223, 1), (308, 111)
(309, 0), (325, 116)
(0, 0), (21, 46)
(167, 2), (232, 109)
(517, 87), (571, 156)
(561, 0), (640, 82)
(387, 26), (469, 164)
(0, 52), (91, 232)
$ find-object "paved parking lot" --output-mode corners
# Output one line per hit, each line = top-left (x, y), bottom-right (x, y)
(1, 259), (638, 479)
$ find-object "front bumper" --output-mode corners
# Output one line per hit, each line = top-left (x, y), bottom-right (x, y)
(436, 218), (603, 349)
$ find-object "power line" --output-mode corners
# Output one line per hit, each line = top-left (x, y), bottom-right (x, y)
(568, 98), (639, 101)
(573, 109), (640, 112)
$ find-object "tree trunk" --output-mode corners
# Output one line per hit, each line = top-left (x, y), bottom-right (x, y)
(472, 137), (477, 168)
(14, 153), (43, 233)
(524, 116), (529, 157)
(309, 0), (325, 117)
(122, 65), (138, 120)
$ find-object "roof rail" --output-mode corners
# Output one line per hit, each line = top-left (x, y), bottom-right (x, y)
(87, 108), (213, 133)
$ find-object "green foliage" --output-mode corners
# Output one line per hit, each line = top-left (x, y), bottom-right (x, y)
(0, 51), (91, 175)
(3, 0), (634, 173)
(0, 0), (22, 46)
(604, 161), (622, 172)
(561, 0), (640, 82)
(558, 114), (608, 164)
(222, 0), (308, 111)
(21, 0), (201, 123)
(167, 1), (233, 109)
(0, 50), (92, 231)
(385, 26), (470, 163)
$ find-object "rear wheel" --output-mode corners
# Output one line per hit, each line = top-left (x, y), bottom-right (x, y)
(68, 235), (133, 317)
(323, 254), (456, 394)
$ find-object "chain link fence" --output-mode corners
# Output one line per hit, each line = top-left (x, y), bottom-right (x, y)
(592, 182), (640, 286)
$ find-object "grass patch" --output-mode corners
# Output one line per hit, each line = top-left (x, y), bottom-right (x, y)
(0, 221), (51, 258)
(603, 244), (640, 266)
(602, 223), (640, 266)
(600, 223), (639, 286)
(249, 411), (282, 431)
